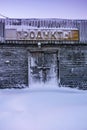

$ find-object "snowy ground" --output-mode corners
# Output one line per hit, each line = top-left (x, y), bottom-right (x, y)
(0, 86), (87, 130)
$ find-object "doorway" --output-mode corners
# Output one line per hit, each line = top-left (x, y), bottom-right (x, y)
(28, 51), (59, 87)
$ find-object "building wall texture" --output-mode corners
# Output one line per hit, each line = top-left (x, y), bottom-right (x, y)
(0, 44), (87, 89)
(0, 18), (87, 89)
(0, 45), (28, 88)
(59, 45), (87, 89)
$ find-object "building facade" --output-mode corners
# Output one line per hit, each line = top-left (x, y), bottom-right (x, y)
(0, 18), (87, 89)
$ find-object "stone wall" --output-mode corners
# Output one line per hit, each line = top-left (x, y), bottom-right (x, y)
(0, 45), (28, 88)
(0, 44), (87, 89)
(59, 45), (87, 89)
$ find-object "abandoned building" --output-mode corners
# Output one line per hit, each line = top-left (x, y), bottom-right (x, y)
(0, 18), (87, 89)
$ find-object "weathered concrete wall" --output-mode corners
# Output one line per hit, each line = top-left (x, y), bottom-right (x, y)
(59, 45), (87, 89)
(0, 45), (28, 88)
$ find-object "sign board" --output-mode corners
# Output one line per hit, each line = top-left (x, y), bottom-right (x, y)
(5, 29), (79, 41)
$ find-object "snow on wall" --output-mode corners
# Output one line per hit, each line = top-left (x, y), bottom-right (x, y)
(4, 18), (87, 42)
(0, 18), (87, 42)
